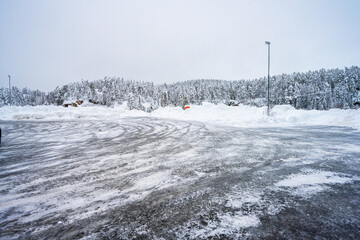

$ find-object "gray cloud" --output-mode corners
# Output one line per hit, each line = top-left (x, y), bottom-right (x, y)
(0, 0), (359, 91)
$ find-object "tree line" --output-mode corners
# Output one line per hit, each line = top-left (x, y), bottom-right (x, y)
(1, 66), (359, 111)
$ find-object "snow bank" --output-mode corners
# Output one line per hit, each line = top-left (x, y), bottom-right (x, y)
(0, 102), (146, 121)
(151, 103), (360, 130)
(0, 103), (359, 130)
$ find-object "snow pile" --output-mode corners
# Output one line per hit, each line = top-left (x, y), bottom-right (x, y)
(0, 102), (146, 121)
(0, 103), (359, 130)
(151, 103), (360, 130)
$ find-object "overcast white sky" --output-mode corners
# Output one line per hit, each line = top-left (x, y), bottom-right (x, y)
(0, 0), (359, 91)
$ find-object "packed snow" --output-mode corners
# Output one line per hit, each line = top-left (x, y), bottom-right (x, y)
(275, 169), (360, 197)
(0, 102), (359, 130)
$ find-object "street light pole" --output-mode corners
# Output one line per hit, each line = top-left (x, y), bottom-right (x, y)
(8, 75), (11, 106)
(265, 41), (270, 116)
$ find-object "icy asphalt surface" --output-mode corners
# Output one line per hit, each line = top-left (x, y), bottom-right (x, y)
(0, 117), (360, 239)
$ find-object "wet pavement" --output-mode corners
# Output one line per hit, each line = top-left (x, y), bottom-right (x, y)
(0, 118), (360, 239)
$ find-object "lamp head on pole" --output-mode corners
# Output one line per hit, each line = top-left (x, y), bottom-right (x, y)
(8, 75), (10, 78)
(265, 41), (270, 45)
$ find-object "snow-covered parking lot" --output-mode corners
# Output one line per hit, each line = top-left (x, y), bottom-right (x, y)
(1, 112), (360, 239)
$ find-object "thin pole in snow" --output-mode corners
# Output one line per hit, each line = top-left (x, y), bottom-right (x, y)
(8, 75), (11, 106)
(265, 41), (271, 116)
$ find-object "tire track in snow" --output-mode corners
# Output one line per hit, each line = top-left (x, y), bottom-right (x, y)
(0, 118), (210, 239)
(0, 119), (359, 239)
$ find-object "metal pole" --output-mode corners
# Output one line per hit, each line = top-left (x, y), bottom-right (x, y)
(8, 75), (11, 106)
(265, 41), (270, 116)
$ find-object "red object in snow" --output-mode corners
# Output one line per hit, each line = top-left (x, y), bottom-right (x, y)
(185, 106), (190, 110)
